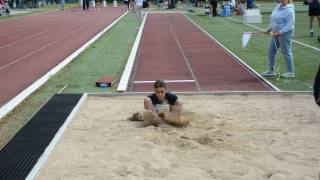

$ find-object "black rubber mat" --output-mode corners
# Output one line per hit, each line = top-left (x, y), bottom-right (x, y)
(0, 94), (83, 180)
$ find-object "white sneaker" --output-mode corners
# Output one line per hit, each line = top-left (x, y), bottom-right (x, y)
(261, 70), (276, 76)
(281, 72), (295, 78)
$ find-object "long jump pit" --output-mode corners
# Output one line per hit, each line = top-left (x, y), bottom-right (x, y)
(5, 92), (314, 180)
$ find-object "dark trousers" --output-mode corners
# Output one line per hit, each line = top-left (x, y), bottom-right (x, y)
(210, 1), (217, 16)
(246, 1), (253, 9)
(83, 0), (89, 10)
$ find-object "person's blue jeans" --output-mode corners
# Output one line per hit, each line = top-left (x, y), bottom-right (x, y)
(157, 0), (160, 9)
(60, 0), (65, 10)
(268, 30), (294, 73)
(135, 4), (143, 19)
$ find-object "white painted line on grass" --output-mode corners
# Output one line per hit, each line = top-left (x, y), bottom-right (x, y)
(134, 79), (195, 83)
(291, 39), (320, 51)
(117, 12), (148, 92)
(184, 14), (280, 91)
(226, 17), (320, 52)
(57, 85), (68, 94)
(26, 93), (88, 180)
(0, 12), (127, 120)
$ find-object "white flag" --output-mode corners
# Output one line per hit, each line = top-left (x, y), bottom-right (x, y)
(242, 32), (252, 48)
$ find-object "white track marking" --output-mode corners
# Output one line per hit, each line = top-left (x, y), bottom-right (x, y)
(166, 13), (201, 91)
(117, 13), (148, 92)
(0, 12), (127, 119)
(184, 14), (280, 91)
(134, 79), (195, 83)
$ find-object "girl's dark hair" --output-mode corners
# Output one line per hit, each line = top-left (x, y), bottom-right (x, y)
(154, 80), (166, 89)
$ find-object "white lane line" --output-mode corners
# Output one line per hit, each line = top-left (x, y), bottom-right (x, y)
(0, 12), (127, 119)
(134, 80), (195, 83)
(184, 14), (280, 91)
(0, 13), (96, 49)
(117, 13), (148, 92)
(26, 93), (88, 180)
(0, 23), (66, 49)
(0, 10), (61, 37)
(0, 12), (113, 71)
(226, 17), (320, 52)
(0, 21), (49, 37)
(166, 13), (201, 91)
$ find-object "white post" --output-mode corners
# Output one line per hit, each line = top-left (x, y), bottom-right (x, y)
(80, 0), (83, 7)
(92, 0), (95, 8)
(113, 0), (117, 7)
(103, 0), (107, 7)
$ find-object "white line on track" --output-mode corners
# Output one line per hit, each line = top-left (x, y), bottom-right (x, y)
(134, 80), (195, 83)
(0, 13), (96, 49)
(0, 23), (67, 49)
(117, 12), (148, 92)
(0, 21), (49, 37)
(0, 10), (61, 37)
(184, 14), (280, 91)
(166, 13), (201, 91)
(0, 12), (127, 119)
(0, 12), (113, 71)
(226, 16), (320, 52)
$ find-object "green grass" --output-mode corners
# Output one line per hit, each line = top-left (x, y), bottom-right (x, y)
(256, 2), (308, 13)
(185, 6), (320, 91)
(48, 13), (139, 94)
(0, 13), (140, 148)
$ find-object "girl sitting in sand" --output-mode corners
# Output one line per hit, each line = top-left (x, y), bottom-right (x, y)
(129, 80), (189, 127)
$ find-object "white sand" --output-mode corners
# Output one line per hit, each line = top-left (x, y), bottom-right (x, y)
(35, 94), (320, 180)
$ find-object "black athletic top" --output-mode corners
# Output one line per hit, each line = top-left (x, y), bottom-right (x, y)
(305, 0), (320, 16)
(148, 92), (178, 106)
(308, 0), (320, 7)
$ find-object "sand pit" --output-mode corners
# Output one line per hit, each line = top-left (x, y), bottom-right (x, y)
(35, 93), (320, 180)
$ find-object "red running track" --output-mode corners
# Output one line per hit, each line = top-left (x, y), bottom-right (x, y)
(0, 7), (122, 107)
(128, 13), (274, 92)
